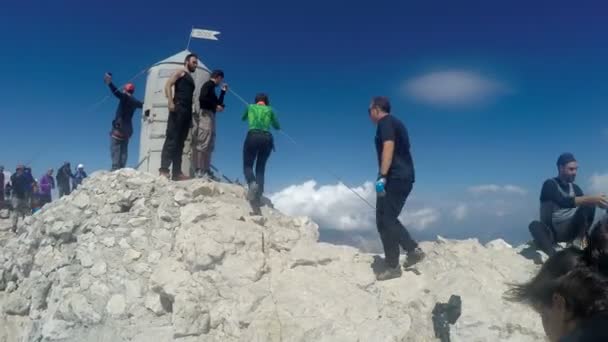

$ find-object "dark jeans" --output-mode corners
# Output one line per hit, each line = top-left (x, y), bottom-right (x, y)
(160, 105), (192, 175)
(243, 130), (273, 197)
(529, 205), (596, 255)
(111, 137), (129, 171)
(376, 179), (418, 268)
(58, 184), (71, 198)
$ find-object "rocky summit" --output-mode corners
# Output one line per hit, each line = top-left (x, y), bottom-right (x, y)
(0, 169), (545, 341)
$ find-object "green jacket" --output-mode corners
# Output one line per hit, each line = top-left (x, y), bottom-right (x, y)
(242, 104), (280, 132)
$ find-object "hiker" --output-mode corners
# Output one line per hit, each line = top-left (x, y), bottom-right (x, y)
(56, 162), (73, 197)
(104, 73), (144, 170)
(192, 70), (227, 179)
(0, 165), (4, 207)
(10, 165), (31, 232)
(72, 164), (87, 189)
(242, 93), (280, 203)
(31, 181), (43, 213)
(368, 96), (425, 281)
(528, 153), (608, 256)
(159, 53), (198, 180)
(39, 168), (55, 205)
(24, 167), (35, 194)
(4, 182), (12, 202)
(510, 260), (608, 342)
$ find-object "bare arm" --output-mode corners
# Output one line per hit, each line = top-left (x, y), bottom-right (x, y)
(380, 141), (395, 177)
(164, 70), (185, 109)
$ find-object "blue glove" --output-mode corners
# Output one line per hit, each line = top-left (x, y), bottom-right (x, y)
(375, 177), (386, 193)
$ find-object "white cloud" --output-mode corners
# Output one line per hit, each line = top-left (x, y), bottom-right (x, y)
(400, 208), (441, 231)
(452, 203), (468, 221)
(590, 172), (608, 193)
(269, 180), (440, 232)
(404, 70), (507, 106)
(468, 184), (527, 195)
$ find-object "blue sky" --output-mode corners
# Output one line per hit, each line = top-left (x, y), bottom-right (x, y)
(1, 0), (607, 245)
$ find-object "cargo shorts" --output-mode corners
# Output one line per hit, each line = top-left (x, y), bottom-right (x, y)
(192, 109), (216, 153)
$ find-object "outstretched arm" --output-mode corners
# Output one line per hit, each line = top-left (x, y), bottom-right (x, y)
(105, 73), (123, 100)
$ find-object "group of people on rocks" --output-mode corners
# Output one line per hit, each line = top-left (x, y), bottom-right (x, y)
(105, 53), (279, 204)
(1, 162), (88, 231)
(105, 54), (608, 281)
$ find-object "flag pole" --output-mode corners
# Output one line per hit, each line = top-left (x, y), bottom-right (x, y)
(186, 26), (193, 51)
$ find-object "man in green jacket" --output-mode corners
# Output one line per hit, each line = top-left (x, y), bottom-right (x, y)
(242, 93), (280, 203)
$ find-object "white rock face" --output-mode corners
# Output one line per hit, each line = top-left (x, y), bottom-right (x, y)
(0, 169), (545, 341)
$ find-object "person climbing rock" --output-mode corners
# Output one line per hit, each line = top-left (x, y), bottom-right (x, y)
(10, 165), (31, 232)
(368, 96), (425, 281)
(39, 168), (55, 205)
(72, 164), (87, 189)
(528, 153), (608, 256)
(193, 70), (227, 179)
(159, 53), (198, 181)
(104, 72), (144, 171)
(242, 93), (280, 203)
(56, 162), (73, 197)
(0, 165), (4, 207)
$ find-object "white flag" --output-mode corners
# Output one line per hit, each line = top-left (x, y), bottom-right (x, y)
(191, 28), (220, 41)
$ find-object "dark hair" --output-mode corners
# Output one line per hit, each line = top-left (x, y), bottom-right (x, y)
(506, 247), (587, 304)
(211, 70), (224, 79)
(557, 153), (576, 167)
(371, 96), (391, 114)
(254, 93), (270, 105)
(184, 53), (198, 64)
(587, 218), (608, 270)
(554, 267), (608, 319)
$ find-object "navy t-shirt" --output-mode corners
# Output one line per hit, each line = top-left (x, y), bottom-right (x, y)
(375, 115), (415, 182)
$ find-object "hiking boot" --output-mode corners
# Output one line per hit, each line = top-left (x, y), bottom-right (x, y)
(404, 247), (426, 268)
(376, 265), (403, 281)
(172, 173), (191, 181)
(159, 170), (170, 179)
(194, 169), (206, 179)
(247, 182), (259, 202)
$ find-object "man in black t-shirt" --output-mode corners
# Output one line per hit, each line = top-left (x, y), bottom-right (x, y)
(369, 96), (425, 281)
(529, 153), (608, 256)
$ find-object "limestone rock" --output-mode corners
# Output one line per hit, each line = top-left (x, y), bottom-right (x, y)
(106, 294), (126, 317)
(0, 170), (546, 342)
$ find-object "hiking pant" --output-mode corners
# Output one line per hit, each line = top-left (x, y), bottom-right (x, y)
(111, 137), (129, 171)
(58, 184), (70, 198)
(243, 130), (273, 198)
(192, 109), (216, 172)
(160, 105), (192, 176)
(40, 193), (52, 205)
(529, 205), (595, 255)
(376, 179), (418, 268)
(11, 197), (30, 229)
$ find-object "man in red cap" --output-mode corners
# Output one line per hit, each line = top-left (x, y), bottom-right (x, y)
(529, 152), (608, 256)
(104, 73), (144, 171)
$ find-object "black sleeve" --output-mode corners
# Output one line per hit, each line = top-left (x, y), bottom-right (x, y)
(134, 98), (144, 109)
(199, 81), (215, 109)
(108, 83), (124, 100)
(378, 118), (396, 143)
(540, 179), (576, 208)
(218, 90), (226, 106)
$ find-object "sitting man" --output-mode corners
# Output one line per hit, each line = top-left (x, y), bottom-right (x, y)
(529, 153), (608, 256)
